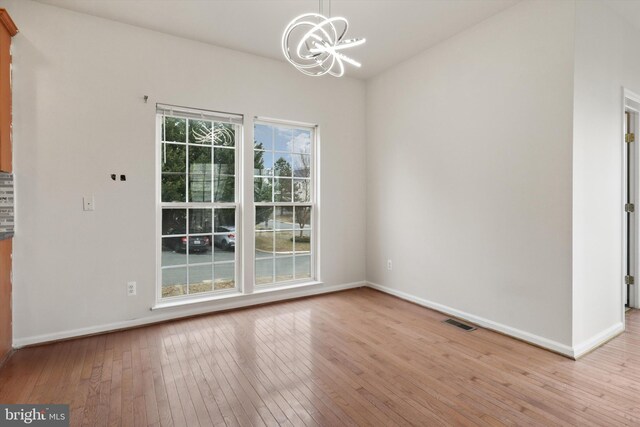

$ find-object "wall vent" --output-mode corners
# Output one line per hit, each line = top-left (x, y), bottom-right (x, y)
(443, 318), (476, 331)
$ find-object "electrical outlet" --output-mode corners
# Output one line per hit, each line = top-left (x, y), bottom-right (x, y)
(83, 195), (95, 211)
(387, 259), (393, 271)
(127, 281), (137, 296)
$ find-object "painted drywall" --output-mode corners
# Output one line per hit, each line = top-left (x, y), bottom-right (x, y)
(6, 0), (366, 343)
(571, 0), (640, 348)
(366, 0), (576, 348)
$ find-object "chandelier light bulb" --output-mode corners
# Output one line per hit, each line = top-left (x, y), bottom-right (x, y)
(282, 12), (366, 77)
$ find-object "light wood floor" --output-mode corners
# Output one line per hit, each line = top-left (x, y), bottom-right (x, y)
(0, 288), (639, 426)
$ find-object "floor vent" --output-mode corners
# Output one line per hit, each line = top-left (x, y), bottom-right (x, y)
(443, 318), (477, 331)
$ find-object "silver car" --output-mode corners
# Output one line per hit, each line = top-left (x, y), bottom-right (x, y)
(214, 226), (235, 251)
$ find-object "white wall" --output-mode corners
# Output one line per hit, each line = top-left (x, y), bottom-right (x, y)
(7, 0), (366, 344)
(7, 0), (635, 356)
(366, 0), (576, 351)
(571, 0), (640, 350)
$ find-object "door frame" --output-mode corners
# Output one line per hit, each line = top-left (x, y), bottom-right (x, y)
(623, 88), (640, 310)
(0, 8), (16, 365)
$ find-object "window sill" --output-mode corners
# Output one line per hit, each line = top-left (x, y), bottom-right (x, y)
(151, 280), (323, 311)
(252, 280), (323, 295)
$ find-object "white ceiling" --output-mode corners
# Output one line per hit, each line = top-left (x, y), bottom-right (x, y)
(34, 0), (519, 79)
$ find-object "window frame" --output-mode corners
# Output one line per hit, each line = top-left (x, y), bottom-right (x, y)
(252, 117), (319, 289)
(155, 105), (244, 303)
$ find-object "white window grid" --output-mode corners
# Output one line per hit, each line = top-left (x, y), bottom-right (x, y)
(253, 119), (317, 287)
(157, 108), (242, 301)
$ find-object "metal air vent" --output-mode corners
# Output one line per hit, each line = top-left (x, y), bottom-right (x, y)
(443, 318), (477, 331)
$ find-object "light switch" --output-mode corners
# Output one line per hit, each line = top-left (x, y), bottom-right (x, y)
(83, 195), (95, 211)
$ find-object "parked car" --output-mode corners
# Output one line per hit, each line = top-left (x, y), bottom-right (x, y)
(164, 230), (210, 253)
(214, 226), (235, 251)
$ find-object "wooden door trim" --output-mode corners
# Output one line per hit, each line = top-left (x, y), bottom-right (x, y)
(0, 9), (18, 37)
(0, 7), (15, 365)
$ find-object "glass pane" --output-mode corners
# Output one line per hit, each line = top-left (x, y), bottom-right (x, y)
(213, 175), (235, 202)
(275, 127), (292, 152)
(274, 206), (293, 229)
(255, 231), (273, 257)
(274, 178), (292, 202)
(163, 117), (186, 142)
(292, 154), (310, 177)
(161, 144), (186, 173)
(189, 235), (212, 262)
(189, 173), (211, 202)
(274, 154), (292, 177)
(254, 150), (273, 176)
(214, 147), (235, 175)
(254, 177), (273, 203)
(161, 174), (186, 203)
(162, 267), (187, 297)
(214, 244), (235, 262)
(214, 208), (235, 229)
(214, 262), (235, 290)
(162, 209), (186, 235)
(162, 237), (187, 265)
(189, 264), (213, 294)
(255, 206), (274, 230)
(255, 258), (274, 285)
(295, 255), (311, 279)
(189, 146), (212, 202)
(292, 129), (311, 154)
(254, 124), (273, 150)
(189, 145), (212, 170)
(213, 229), (236, 255)
(293, 179), (310, 202)
(188, 119), (212, 144)
(294, 206), (311, 230)
(275, 256), (294, 282)
(189, 209), (212, 234)
(275, 230), (293, 255)
(214, 122), (235, 147)
(294, 229), (311, 253)
(213, 208), (236, 258)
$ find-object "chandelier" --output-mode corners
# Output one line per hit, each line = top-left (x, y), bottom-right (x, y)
(281, 0), (366, 77)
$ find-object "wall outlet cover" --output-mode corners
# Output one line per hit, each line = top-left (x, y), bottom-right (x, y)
(127, 281), (137, 296)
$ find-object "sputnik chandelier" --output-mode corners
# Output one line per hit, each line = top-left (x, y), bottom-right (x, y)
(282, 0), (366, 77)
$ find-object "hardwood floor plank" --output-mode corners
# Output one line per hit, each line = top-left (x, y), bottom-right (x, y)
(190, 329), (254, 426)
(0, 346), (46, 403)
(138, 332), (161, 426)
(80, 335), (107, 427)
(168, 328), (214, 426)
(147, 328), (174, 427)
(211, 313), (314, 426)
(1, 289), (639, 426)
(172, 328), (226, 426)
(249, 303), (446, 426)
(206, 307), (357, 427)
(221, 311), (335, 426)
(199, 315), (278, 426)
(186, 327), (242, 426)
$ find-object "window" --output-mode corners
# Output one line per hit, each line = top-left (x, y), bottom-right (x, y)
(254, 120), (316, 286)
(157, 105), (242, 299)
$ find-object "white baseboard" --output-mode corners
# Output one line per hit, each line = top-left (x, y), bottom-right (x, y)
(367, 281), (577, 358)
(14, 281), (624, 359)
(572, 322), (624, 359)
(13, 281), (365, 348)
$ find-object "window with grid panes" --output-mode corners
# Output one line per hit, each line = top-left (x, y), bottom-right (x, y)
(158, 105), (241, 299)
(253, 121), (315, 286)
